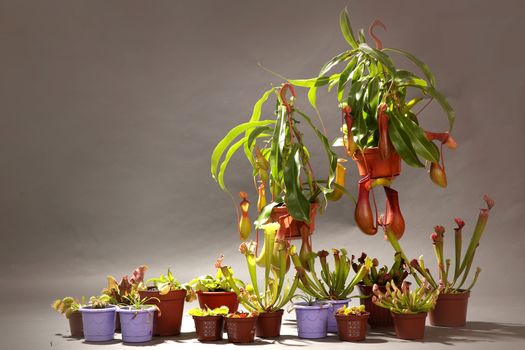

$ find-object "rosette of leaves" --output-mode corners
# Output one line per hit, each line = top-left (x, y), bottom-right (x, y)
(188, 306), (229, 317)
(144, 269), (195, 302)
(352, 252), (408, 287)
(189, 267), (244, 292)
(372, 280), (439, 314)
(102, 265), (147, 305)
(291, 247), (372, 300)
(52, 297), (85, 318)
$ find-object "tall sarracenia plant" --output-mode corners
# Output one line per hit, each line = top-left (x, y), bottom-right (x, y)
(410, 195), (494, 294)
(219, 223), (298, 313)
(291, 246), (372, 300)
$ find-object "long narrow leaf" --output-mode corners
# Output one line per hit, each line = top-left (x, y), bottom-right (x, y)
(339, 8), (358, 49)
(384, 47), (436, 86)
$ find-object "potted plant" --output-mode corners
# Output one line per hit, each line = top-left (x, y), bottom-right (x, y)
(188, 306), (229, 342)
(224, 311), (258, 344)
(211, 83), (339, 241)
(290, 294), (331, 339)
(102, 265), (148, 332)
(372, 280), (439, 340)
(290, 247), (372, 333)
(189, 256), (244, 313)
(335, 305), (370, 342)
(353, 252), (408, 327)
(78, 295), (117, 342)
(410, 195), (494, 327)
(219, 222), (299, 338)
(289, 8), (456, 239)
(52, 296), (85, 337)
(138, 269), (194, 336)
(117, 292), (158, 343)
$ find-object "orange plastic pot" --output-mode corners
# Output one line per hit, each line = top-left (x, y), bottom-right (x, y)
(193, 316), (224, 342)
(391, 312), (427, 340)
(270, 204), (318, 239)
(255, 310), (284, 338)
(197, 291), (239, 313)
(429, 290), (470, 327)
(138, 288), (186, 336)
(352, 147), (401, 179)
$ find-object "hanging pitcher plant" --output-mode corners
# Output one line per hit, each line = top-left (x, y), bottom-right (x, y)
(287, 8), (457, 238)
(211, 83), (340, 242)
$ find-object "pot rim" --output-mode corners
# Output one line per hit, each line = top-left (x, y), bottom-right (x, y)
(79, 305), (117, 313)
(197, 291), (236, 295)
(437, 290), (471, 299)
(335, 311), (370, 319)
(391, 311), (427, 319)
(225, 316), (258, 322)
(293, 302), (331, 310)
(192, 315), (224, 320)
(117, 306), (156, 313)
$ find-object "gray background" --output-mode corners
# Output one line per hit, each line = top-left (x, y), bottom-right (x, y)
(0, 0), (524, 349)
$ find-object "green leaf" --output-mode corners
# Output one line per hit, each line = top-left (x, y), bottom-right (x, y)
(211, 120), (275, 180)
(295, 109), (338, 190)
(358, 43), (396, 74)
(247, 125), (273, 149)
(319, 51), (353, 76)
(398, 116), (440, 163)
(395, 70), (428, 88)
(283, 144), (311, 223)
(337, 57), (358, 102)
(389, 116), (425, 167)
(339, 8), (358, 49)
(307, 86), (318, 110)
(384, 47), (436, 86)
(254, 202), (279, 228)
(217, 137), (247, 191)
(288, 76), (330, 88)
(243, 88), (276, 165)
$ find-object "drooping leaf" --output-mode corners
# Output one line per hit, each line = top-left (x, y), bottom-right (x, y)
(283, 144), (311, 223)
(398, 116), (440, 163)
(389, 115), (425, 167)
(384, 47), (436, 86)
(254, 201), (279, 228)
(358, 43), (396, 74)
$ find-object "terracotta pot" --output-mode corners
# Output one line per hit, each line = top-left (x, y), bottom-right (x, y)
(352, 147), (401, 179)
(429, 290), (470, 327)
(357, 284), (394, 328)
(391, 312), (427, 340)
(225, 317), (257, 343)
(270, 204), (318, 239)
(255, 310), (284, 338)
(138, 288), (186, 336)
(193, 316), (224, 342)
(197, 291), (239, 313)
(68, 310), (83, 337)
(335, 312), (369, 342)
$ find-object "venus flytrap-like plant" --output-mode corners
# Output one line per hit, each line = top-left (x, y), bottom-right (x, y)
(291, 247), (372, 300)
(219, 222), (299, 313)
(411, 195), (494, 294)
(52, 296), (85, 318)
(372, 280), (439, 314)
(188, 306), (229, 317)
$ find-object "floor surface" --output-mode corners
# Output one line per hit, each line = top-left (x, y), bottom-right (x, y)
(5, 297), (525, 350)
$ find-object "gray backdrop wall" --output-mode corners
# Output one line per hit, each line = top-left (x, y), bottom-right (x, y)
(1, 0), (524, 309)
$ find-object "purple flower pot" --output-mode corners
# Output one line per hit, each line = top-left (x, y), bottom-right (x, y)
(118, 306), (155, 343)
(325, 299), (350, 333)
(294, 302), (330, 339)
(79, 306), (117, 342)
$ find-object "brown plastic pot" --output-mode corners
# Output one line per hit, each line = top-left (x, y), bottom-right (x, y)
(357, 284), (394, 328)
(138, 288), (186, 336)
(225, 317), (257, 343)
(352, 147), (401, 179)
(429, 290), (470, 327)
(256, 310), (284, 338)
(270, 204), (318, 239)
(335, 312), (369, 342)
(391, 312), (427, 340)
(193, 316), (224, 342)
(197, 291), (239, 313)
(68, 311), (83, 337)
